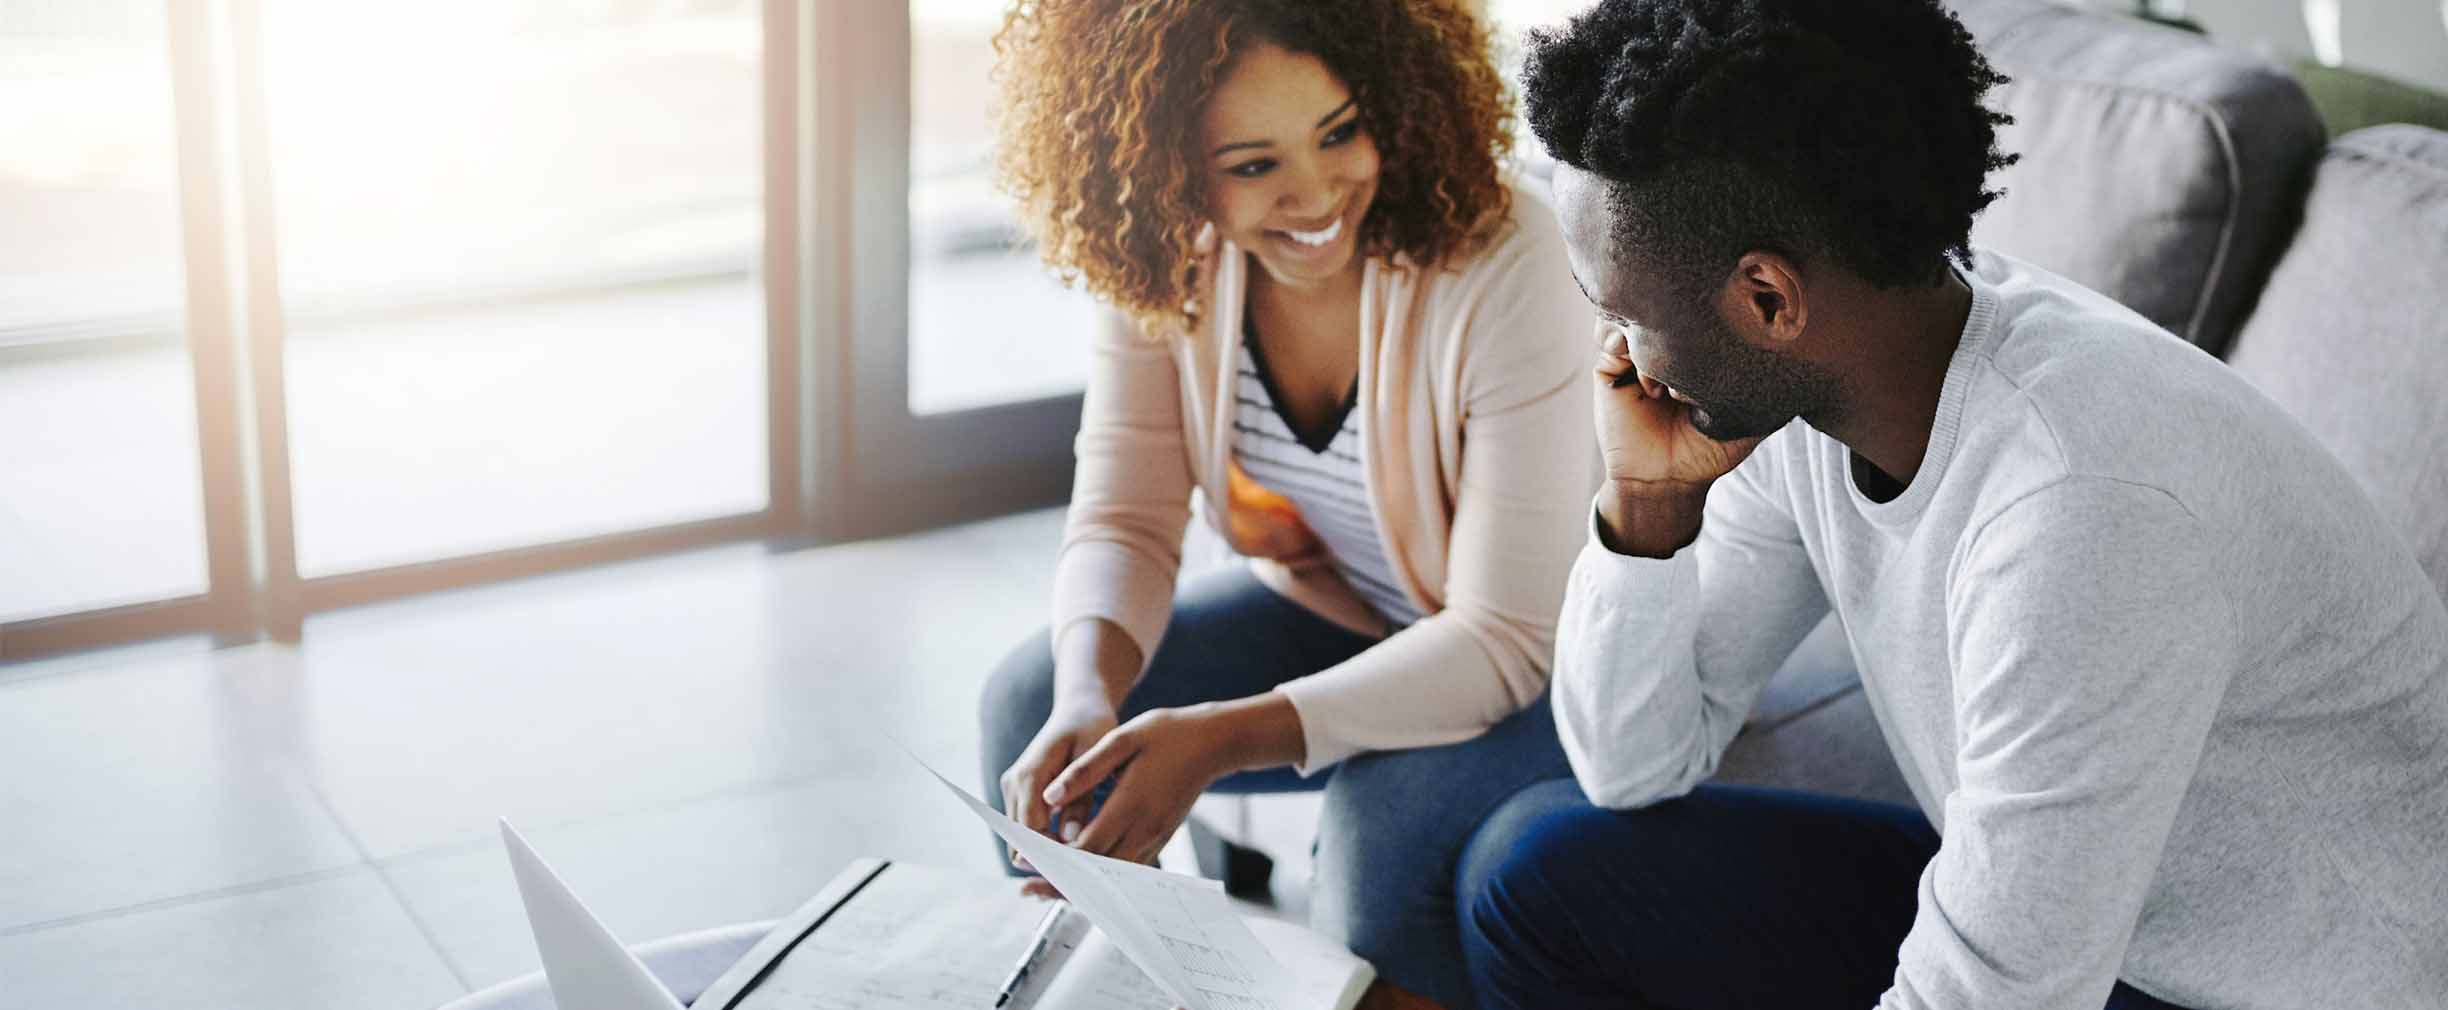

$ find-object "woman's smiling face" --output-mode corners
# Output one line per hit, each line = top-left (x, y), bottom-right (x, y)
(1199, 42), (1381, 291)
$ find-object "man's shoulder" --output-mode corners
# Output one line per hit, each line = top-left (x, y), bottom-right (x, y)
(1961, 251), (2274, 488)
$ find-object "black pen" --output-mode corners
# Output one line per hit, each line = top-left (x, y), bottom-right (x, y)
(992, 900), (1071, 1008)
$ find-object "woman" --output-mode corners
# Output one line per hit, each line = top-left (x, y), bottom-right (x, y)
(977, 2), (1593, 1004)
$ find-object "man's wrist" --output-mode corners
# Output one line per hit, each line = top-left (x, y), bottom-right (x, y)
(1597, 481), (1710, 559)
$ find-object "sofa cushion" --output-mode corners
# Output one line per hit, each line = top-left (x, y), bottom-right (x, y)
(2224, 125), (2448, 600)
(1949, 0), (2325, 355)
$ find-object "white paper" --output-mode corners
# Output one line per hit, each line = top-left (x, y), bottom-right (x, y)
(919, 762), (1292, 1010)
(500, 819), (685, 1010)
(706, 861), (1066, 1010)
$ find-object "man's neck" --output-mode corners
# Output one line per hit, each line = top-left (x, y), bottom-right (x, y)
(1810, 271), (1975, 499)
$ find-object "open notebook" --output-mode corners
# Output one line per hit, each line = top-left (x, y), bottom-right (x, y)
(502, 821), (1373, 1010)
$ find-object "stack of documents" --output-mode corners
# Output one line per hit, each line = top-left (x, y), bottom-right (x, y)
(501, 756), (1373, 1010)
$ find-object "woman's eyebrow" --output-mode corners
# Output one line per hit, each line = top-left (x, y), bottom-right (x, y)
(1210, 98), (1360, 158)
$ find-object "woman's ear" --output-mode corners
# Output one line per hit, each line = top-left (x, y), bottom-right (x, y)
(1193, 220), (1219, 256)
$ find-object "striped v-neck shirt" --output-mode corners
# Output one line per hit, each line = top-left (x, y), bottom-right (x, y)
(1230, 334), (1424, 628)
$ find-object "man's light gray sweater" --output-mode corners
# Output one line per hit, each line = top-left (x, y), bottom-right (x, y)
(1554, 251), (2448, 1010)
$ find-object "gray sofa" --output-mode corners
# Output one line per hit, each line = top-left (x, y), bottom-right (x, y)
(1728, 0), (2448, 805)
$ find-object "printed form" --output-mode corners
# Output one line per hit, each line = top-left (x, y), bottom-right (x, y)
(921, 762), (1293, 1010)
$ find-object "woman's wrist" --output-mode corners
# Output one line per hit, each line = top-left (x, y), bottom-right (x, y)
(1052, 618), (1143, 712)
(1198, 693), (1307, 774)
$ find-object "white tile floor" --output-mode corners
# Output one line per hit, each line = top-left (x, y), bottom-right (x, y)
(0, 499), (1889, 1008)
(0, 506), (1210, 1008)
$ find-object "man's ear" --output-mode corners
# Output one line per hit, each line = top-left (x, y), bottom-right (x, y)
(1723, 251), (1808, 345)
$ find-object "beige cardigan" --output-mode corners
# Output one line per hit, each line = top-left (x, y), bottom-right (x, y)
(1050, 180), (1599, 772)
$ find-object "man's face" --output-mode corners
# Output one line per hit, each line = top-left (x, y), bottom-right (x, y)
(1551, 164), (1814, 442)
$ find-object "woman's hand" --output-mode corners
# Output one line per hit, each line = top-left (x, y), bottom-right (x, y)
(1225, 462), (1328, 567)
(1040, 695), (1305, 869)
(1000, 699), (1119, 871)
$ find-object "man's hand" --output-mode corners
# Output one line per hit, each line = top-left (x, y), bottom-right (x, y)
(1591, 322), (1765, 557)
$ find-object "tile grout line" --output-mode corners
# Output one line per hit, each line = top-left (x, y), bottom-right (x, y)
(0, 641), (231, 692)
(280, 757), (901, 890)
(0, 863), (368, 940)
(293, 766), (478, 993)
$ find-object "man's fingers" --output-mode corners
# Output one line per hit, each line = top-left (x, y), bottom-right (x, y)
(1594, 354), (1635, 385)
(1045, 729), (1136, 807)
(1019, 877), (1064, 901)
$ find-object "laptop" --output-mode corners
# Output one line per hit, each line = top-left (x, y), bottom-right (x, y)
(500, 819), (685, 1010)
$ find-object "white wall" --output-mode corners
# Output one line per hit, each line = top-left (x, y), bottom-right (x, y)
(2120, 0), (2448, 92)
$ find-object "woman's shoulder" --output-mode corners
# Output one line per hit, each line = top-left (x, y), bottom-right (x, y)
(1412, 172), (1573, 299)
(1399, 171), (1583, 342)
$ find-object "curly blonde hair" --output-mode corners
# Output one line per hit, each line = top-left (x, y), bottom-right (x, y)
(991, 0), (1515, 335)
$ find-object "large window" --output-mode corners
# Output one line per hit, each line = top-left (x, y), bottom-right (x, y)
(0, 4), (209, 623)
(1, 0), (1082, 659)
(905, 0), (1096, 416)
(258, 1), (770, 575)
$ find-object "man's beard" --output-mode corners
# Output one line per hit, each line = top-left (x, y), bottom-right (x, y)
(1677, 314), (1826, 442)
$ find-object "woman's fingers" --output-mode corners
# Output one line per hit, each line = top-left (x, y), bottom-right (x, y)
(1056, 798), (1093, 843)
(1072, 791), (1163, 863)
(1006, 748), (1055, 838)
(1044, 726), (1137, 808)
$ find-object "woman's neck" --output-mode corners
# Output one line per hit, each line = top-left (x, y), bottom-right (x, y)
(1248, 255), (1366, 330)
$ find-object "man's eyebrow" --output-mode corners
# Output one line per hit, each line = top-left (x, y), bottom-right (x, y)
(1212, 99), (1360, 158)
(1568, 271), (1617, 316)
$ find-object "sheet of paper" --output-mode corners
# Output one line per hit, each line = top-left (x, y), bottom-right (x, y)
(919, 761), (1292, 1010)
(1246, 916), (1375, 1010)
(722, 862), (1059, 1010)
(1032, 921), (1174, 1009)
(1042, 916), (1375, 1010)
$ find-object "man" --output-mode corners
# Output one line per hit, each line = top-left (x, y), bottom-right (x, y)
(1454, 1), (2448, 1008)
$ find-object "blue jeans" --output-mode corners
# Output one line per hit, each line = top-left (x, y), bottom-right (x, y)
(1457, 779), (2196, 1010)
(978, 568), (1572, 1010)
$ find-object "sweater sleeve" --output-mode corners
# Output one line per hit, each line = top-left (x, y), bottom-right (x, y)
(1882, 478), (2236, 1010)
(1046, 308), (1198, 673)
(1273, 213), (1600, 772)
(1551, 436), (1833, 807)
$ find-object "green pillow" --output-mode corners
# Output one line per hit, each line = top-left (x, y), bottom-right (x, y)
(2290, 60), (2448, 136)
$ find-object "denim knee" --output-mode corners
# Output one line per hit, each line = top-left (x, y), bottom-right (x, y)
(976, 628), (1057, 809)
(1308, 749), (1411, 938)
(1457, 780), (1605, 1010)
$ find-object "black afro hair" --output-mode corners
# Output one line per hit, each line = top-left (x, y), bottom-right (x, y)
(1521, 0), (2017, 297)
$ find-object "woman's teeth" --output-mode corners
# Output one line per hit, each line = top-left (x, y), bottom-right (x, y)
(1278, 217), (1344, 248)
